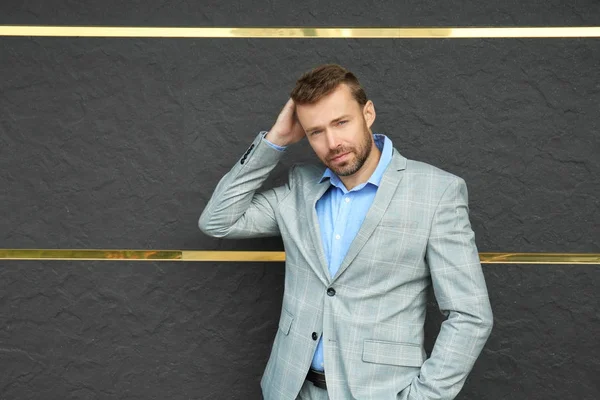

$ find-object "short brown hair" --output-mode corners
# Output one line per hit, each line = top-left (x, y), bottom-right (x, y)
(290, 64), (368, 106)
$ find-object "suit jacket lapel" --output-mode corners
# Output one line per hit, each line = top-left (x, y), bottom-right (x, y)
(331, 149), (407, 282)
(306, 178), (332, 285)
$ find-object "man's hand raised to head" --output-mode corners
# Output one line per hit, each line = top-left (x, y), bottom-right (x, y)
(265, 98), (306, 147)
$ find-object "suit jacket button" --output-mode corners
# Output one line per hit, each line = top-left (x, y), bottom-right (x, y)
(312, 332), (318, 340)
(327, 288), (336, 297)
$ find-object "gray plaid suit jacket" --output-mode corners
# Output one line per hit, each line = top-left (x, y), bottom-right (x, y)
(199, 132), (493, 400)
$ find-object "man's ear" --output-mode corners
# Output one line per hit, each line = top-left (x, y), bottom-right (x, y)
(363, 100), (376, 128)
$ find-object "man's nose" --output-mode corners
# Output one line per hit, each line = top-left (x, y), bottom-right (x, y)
(325, 131), (340, 150)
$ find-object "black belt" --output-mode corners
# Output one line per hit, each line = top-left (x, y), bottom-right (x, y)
(306, 369), (327, 390)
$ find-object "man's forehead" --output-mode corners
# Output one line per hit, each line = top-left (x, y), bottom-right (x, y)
(297, 87), (358, 119)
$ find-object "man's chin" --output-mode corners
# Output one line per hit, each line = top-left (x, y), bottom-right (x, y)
(329, 163), (360, 177)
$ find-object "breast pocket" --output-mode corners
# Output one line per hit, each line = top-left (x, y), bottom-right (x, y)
(362, 339), (426, 367)
(378, 219), (419, 229)
(367, 225), (428, 267)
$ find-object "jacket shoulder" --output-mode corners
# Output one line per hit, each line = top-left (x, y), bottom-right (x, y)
(288, 163), (325, 186)
(405, 159), (464, 185)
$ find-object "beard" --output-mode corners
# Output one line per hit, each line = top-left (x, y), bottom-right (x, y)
(325, 123), (373, 177)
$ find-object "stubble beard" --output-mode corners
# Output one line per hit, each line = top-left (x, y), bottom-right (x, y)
(326, 125), (373, 177)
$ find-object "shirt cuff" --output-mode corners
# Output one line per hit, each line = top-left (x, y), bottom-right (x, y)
(260, 131), (287, 152)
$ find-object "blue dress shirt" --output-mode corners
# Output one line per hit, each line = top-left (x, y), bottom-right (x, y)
(262, 132), (393, 372)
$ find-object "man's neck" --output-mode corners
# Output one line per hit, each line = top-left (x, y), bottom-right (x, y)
(339, 143), (382, 191)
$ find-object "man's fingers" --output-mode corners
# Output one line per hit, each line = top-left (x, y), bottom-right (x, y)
(277, 99), (296, 125)
(281, 98), (295, 116)
(285, 97), (295, 110)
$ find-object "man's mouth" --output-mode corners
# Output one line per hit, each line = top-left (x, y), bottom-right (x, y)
(329, 152), (351, 163)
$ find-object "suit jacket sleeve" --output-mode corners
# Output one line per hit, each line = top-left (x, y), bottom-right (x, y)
(406, 177), (493, 400)
(198, 132), (291, 239)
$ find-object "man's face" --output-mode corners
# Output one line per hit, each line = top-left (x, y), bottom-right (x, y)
(296, 84), (376, 177)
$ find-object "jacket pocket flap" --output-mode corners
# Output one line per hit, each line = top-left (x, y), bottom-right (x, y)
(278, 309), (294, 335)
(378, 220), (419, 229)
(362, 340), (425, 367)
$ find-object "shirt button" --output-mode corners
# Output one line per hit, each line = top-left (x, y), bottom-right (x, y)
(327, 288), (336, 297)
(335, 234), (341, 240)
(312, 332), (318, 340)
(345, 197), (350, 203)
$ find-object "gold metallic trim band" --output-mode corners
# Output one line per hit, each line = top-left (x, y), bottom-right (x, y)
(0, 249), (183, 261)
(0, 250), (598, 264)
(1, 26), (600, 38)
(182, 251), (286, 262)
(478, 252), (600, 264)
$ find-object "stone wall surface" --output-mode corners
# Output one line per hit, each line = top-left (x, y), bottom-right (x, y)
(0, 1), (599, 399)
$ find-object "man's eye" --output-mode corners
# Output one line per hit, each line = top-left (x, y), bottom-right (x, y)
(338, 120), (347, 126)
(311, 130), (321, 136)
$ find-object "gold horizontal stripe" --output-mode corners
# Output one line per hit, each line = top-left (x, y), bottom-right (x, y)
(0, 26), (599, 38)
(182, 251), (286, 262)
(478, 252), (600, 264)
(0, 250), (599, 264)
(0, 249), (183, 261)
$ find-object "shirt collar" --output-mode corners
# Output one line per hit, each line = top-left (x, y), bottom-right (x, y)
(319, 134), (393, 192)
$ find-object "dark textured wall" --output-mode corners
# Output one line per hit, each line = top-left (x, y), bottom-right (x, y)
(1, 1), (599, 399)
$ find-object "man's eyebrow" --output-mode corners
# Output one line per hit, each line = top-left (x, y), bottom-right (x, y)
(305, 115), (351, 133)
(331, 115), (351, 123)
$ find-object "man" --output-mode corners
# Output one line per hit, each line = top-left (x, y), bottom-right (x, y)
(199, 64), (493, 400)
